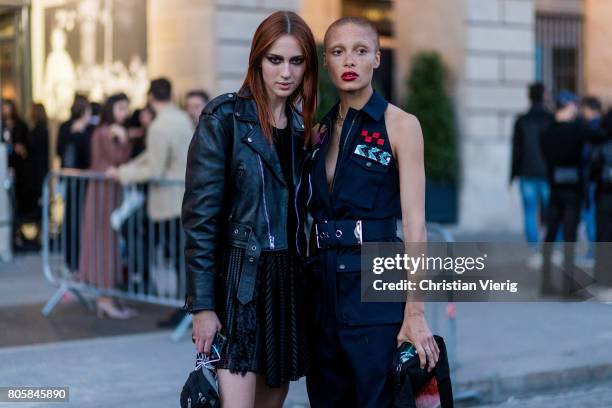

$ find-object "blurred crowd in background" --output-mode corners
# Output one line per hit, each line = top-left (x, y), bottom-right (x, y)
(1, 78), (206, 322)
(510, 82), (612, 297)
(1, 78), (208, 252)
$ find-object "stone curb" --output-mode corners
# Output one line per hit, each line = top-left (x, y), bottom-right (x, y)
(455, 362), (612, 404)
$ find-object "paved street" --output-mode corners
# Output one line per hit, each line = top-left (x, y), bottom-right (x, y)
(0, 254), (309, 407)
(2, 251), (612, 406)
(475, 381), (612, 407)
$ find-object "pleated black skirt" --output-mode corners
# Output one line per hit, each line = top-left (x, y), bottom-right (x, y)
(216, 246), (310, 387)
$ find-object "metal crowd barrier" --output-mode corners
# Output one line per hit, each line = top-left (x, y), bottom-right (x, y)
(41, 169), (191, 341)
(0, 143), (13, 262)
(40, 168), (468, 374)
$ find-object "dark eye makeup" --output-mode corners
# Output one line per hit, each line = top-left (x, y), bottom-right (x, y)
(266, 54), (305, 65)
(266, 55), (282, 64)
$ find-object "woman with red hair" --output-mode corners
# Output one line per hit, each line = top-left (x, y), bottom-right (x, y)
(182, 11), (318, 407)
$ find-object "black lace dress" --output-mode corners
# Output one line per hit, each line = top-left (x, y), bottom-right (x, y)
(216, 125), (310, 387)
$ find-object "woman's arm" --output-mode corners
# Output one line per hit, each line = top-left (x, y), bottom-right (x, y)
(387, 105), (440, 372)
(183, 112), (229, 311)
(182, 112), (229, 354)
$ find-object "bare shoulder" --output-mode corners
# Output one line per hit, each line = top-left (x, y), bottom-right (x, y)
(384, 103), (423, 152)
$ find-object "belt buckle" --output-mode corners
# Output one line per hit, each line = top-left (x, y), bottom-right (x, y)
(315, 220), (328, 249)
(354, 220), (363, 245)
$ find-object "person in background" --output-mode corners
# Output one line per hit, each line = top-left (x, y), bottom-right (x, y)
(79, 93), (135, 319)
(510, 83), (555, 252)
(106, 78), (193, 327)
(90, 102), (102, 127)
(56, 94), (95, 272)
(540, 90), (608, 297)
(118, 104), (156, 293)
(184, 89), (210, 127)
(577, 96), (603, 266)
(589, 111), (612, 299)
(56, 95), (93, 271)
(1, 99), (30, 250)
(25, 103), (49, 222)
(126, 104), (156, 158)
(1, 99), (29, 160)
(581, 96), (603, 129)
(57, 94), (93, 170)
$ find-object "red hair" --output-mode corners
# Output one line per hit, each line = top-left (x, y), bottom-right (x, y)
(239, 11), (318, 146)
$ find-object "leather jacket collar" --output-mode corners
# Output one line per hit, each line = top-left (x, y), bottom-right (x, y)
(232, 91), (306, 188)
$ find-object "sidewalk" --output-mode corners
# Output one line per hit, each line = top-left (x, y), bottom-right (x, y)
(1, 253), (612, 406)
(0, 253), (309, 407)
(450, 302), (612, 404)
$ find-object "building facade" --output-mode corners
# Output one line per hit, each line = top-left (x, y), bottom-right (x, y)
(2, 0), (612, 232)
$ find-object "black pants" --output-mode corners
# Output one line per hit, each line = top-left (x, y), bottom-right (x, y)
(541, 187), (582, 293)
(63, 179), (87, 271)
(122, 215), (182, 295)
(306, 249), (403, 407)
(307, 323), (399, 408)
(595, 193), (612, 286)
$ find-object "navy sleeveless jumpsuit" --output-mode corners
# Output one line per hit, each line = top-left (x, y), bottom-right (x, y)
(306, 91), (405, 407)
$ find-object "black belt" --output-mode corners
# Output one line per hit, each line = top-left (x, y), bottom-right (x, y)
(314, 218), (397, 249)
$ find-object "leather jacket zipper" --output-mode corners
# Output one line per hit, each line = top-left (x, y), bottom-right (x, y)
(257, 155), (275, 249)
(293, 149), (311, 256)
(306, 148), (318, 207)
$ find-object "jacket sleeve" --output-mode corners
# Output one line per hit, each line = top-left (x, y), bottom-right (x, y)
(539, 128), (549, 165)
(182, 112), (230, 312)
(117, 123), (169, 184)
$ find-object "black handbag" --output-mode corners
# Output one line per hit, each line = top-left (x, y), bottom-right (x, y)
(393, 335), (454, 408)
(180, 360), (220, 408)
(180, 333), (226, 408)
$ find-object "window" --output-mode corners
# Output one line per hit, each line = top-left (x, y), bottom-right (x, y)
(342, 0), (393, 37)
(535, 13), (583, 97)
(341, 0), (395, 101)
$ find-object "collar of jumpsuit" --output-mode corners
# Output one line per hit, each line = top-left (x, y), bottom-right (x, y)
(320, 89), (388, 132)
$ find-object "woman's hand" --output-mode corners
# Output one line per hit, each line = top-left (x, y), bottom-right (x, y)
(109, 124), (128, 144)
(397, 312), (439, 372)
(192, 310), (222, 355)
(71, 117), (88, 133)
(105, 167), (119, 180)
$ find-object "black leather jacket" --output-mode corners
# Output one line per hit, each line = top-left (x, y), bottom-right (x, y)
(510, 104), (554, 182)
(182, 91), (308, 312)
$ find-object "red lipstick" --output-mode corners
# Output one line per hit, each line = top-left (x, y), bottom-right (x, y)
(341, 71), (359, 81)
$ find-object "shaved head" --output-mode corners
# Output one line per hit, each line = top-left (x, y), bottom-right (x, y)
(324, 16), (380, 51)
